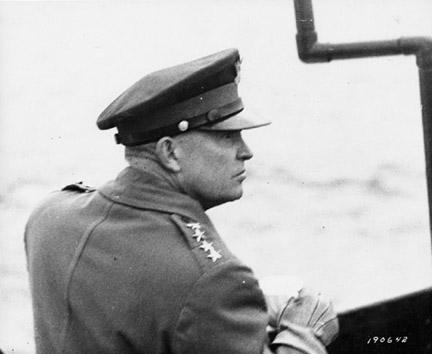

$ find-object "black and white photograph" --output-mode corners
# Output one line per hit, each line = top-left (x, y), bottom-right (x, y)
(1, 1), (431, 353)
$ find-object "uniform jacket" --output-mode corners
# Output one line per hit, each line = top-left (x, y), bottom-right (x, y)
(25, 166), (270, 353)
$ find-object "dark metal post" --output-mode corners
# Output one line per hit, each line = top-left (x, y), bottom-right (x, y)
(293, 0), (432, 238)
(418, 51), (432, 238)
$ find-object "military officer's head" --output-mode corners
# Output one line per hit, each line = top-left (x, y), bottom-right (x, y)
(97, 49), (269, 209)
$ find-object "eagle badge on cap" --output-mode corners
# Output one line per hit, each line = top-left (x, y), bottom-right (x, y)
(234, 59), (241, 85)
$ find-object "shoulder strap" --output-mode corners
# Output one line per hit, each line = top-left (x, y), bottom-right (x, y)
(171, 214), (224, 271)
(62, 181), (96, 193)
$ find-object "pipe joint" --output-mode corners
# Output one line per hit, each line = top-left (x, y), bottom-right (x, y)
(400, 37), (432, 55)
(296, 42), (332, 63)
(296, 32), (325, 63)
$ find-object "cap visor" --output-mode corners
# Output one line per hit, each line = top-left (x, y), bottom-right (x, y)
(199, 112), (271, 131)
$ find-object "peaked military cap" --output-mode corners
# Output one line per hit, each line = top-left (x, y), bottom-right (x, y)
(97, 48), (269, 146)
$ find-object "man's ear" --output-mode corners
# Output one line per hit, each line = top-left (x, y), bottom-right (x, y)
(155, 137), (181, 172)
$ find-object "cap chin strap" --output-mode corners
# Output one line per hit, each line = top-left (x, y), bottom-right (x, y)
(115, 98), (243, 146)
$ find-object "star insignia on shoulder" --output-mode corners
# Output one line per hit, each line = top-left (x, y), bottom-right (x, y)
(199, 240), (213, 252)
(185, 221), (222, 262)
(186, 222), (201, 230)
(192, 229), (205, 242)
(207, 247), (222, 263)
(186, 222), (206, 242)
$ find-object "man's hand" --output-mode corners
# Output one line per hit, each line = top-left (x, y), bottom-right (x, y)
(260, 275), (304, 328)
(260, 276), (339, 354)
(275, 288), (339, 346)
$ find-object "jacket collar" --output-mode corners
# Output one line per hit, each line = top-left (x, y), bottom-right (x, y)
(98, 166), (210, 223)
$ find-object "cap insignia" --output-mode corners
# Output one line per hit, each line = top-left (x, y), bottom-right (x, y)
(234, 59), (241, 84)
(186, 222), (222, 263)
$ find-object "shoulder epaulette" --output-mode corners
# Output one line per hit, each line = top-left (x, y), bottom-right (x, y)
(62, 181), (96, 193)
(171, 215), (223, 264)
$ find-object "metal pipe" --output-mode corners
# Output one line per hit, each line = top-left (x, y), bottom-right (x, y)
(293, 0), (432, 238)
(294, 0), (432, 61)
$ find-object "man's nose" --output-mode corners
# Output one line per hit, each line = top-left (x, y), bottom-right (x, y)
(237, 138), (253, 161)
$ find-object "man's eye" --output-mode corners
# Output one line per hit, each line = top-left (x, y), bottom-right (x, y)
(222, 132), (237, 139)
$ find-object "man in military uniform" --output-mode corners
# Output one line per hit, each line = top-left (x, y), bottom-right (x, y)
(25, 49), (338, 353)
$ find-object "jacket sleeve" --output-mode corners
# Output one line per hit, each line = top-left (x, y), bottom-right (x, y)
(172, 260), (271, 354)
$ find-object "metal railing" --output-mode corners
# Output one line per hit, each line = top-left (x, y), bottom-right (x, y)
(292, 2), (432, 352)
(293, 0), (432, 240)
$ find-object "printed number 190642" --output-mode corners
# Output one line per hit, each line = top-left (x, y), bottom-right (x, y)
(367, 336), (408, 344)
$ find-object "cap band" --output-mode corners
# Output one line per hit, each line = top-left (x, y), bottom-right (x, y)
(115, 99), (243, 146)
(115, 83), (243, 145)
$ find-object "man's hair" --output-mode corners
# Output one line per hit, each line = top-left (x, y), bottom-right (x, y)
(124, 142), (158, 168)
